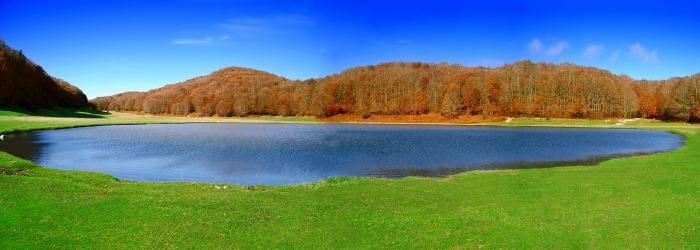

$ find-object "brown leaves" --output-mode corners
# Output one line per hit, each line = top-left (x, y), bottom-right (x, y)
(90, 61), (700, 122)
(0, 40), (90, 109)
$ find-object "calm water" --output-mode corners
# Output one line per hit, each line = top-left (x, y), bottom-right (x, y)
(0, 124), (683, 185)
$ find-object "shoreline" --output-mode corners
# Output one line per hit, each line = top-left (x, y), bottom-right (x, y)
(3, 112), (692, 137)
(82, 111), (700, 128)
(0, 112), (691, 187)
(1, 110), (698, 248)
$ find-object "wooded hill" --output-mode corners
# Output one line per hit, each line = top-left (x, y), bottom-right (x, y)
(0, 40), (90, 109)
(92, 61), (700, 122)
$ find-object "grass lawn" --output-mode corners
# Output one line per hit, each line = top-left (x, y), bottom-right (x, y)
(0, 110), (698, 248)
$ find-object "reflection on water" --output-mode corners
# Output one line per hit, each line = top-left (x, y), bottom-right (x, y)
(0, 132), (45, 160)
(0, 124), (683, 185)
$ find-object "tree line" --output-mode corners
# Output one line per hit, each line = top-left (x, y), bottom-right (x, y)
(91, 61), (700, 122)
(0, 40), (90, 109)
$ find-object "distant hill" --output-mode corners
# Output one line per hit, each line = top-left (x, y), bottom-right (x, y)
(0, 40), (90, 109)
(92, 61), (700, 122)
(92, 66), (294, 116)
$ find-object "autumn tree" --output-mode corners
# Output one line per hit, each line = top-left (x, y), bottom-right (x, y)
(91, 61), (700, 123)
(0, 39), (90, 109)
(485, 74), (501, 115)
(638, 90), (660, 118)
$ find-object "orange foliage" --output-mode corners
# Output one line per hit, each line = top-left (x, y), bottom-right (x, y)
(0, 40), (90, 108)
(91, 61), (700, 122)
(639, 90), (661, 118)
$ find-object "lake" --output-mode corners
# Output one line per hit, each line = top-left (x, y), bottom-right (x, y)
(0, 123), (683, 185)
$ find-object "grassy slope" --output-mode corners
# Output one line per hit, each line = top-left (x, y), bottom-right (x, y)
(0, 111), (698, 248)
(0, 110), (317, 135)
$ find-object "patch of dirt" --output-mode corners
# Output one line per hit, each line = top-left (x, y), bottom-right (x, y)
(321, 114), (505, 124)
(0, 167), (31, 176)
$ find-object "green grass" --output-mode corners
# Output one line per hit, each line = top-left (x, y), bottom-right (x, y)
(0, 109), (28, 117)
(0, 110), (318, 135)
(0, 110), (698, 248)
(0, 107), (109, 118)
(486, 117), (694, 129)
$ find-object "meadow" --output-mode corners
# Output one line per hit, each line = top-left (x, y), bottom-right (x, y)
(0, 109), (698, 248)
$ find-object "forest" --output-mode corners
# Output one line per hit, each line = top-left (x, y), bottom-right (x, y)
(92, 61), (700, 122)
(0, 40), (90, 109)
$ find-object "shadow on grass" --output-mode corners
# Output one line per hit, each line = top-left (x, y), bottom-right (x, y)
(0, 107), (110, 118)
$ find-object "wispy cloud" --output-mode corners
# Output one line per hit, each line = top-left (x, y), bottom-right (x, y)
(528, 38), (568, 56)
(628, 43), (659, 63)
(172, 35), (229, 45)
(528, 39), (543, 52)
(582, 45), (604, 59)
(218, 14), (313, 33)
(396, 39), (410, 44)
(545, 41), (569, 56)
(173, 14), (312, 46)
(173, 37), (213, 45)
(609, 50), (621, 62)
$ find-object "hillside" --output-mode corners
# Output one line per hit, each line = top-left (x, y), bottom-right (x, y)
(0, 40), (90, 109)
(92, 61), (700, 121)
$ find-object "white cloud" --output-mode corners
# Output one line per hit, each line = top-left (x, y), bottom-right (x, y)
(546, 41), (569, 56)
(396, 39), (410, 44)
(582, 45), (604, 59)
(528, 38), (568, 56)
(628, 43), (659, 63)
(528, 39), (543, 52)
(172, 35), (229, 45)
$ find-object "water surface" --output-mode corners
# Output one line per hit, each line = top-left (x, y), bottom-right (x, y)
(0, 124), (683, 185)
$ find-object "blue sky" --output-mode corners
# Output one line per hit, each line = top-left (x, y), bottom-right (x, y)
(1, 0), (699, 98)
